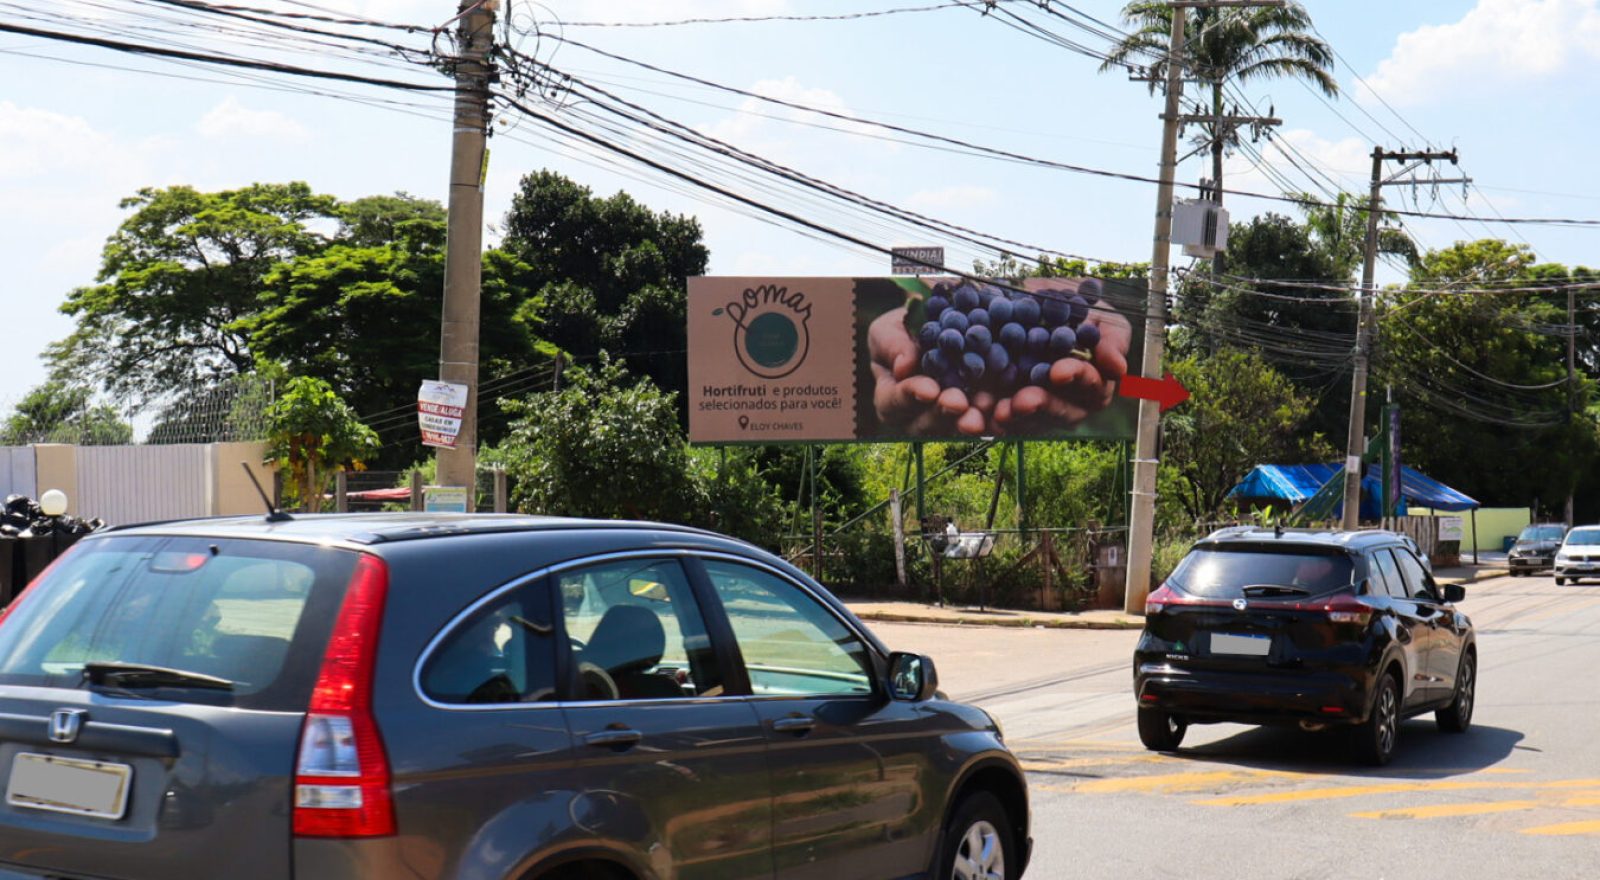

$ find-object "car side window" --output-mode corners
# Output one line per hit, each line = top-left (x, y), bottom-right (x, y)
(421, 578), (557, 705)
(1368, 550), (1404, 599)
(556, 559), (724, 701)
(1394, 549), (1435, 601)
(702, 560), (875, 698)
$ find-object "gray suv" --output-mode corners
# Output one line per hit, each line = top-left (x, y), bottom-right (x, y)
(0, 514), (1029, 880)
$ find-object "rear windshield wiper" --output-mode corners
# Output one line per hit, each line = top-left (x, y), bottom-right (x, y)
(1240, 584), (1313, 597)
(82, 662), (235, 691)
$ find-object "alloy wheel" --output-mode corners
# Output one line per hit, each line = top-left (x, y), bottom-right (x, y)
(952, 819), (1005, 880)
(1376, 685), (1397, 757)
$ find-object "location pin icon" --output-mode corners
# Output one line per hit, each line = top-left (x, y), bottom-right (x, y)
(738, 415), (750, 430)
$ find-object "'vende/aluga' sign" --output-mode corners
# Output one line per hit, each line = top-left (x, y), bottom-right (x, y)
(891, 246), (944, 275)
(417, 380), (469, 449)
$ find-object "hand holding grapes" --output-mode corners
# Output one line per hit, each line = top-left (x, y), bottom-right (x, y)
(907, 279), (1132, 436)
(869, 306), (991, 436)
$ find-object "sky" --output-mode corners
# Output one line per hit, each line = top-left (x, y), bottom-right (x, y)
(4, 0), (1600, 419)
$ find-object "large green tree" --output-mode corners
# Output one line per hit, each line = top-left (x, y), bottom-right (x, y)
(499, 171), (709, 409)
(1376, 240), (1599, 514)
(49, 183), (337, 407)
(0, 381), (132, 446)
(244, 194), (538, 450)
(1101, 2), (1336, 218)
(1163, 347), (1335, 520)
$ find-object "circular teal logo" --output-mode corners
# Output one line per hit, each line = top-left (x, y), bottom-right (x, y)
(722, 284), (812, 379)
(745, 312), (799, 368)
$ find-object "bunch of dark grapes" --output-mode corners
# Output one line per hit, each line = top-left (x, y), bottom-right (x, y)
(914, 280), (1103, 395)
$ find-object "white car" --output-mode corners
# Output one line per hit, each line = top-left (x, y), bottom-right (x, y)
(1554, 525), (1600, 585)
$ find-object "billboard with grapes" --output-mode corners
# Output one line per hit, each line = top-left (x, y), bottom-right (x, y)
(687, 276), (1143, 443)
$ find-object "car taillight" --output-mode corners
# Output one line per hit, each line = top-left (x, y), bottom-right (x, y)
(1145, 583), (1175, 616)
(1322, 595), (1372, 626)
(293, 553), (394, 838)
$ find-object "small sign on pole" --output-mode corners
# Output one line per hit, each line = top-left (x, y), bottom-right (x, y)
(891, 246), (945, 275)
(424, 485), (469, 513)
(418, 380), (469, 449)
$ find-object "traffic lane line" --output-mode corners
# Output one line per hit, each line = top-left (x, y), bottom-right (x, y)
(1521, 819), (1600, 836)
(1199, 778), (1600, 807)
(1352, 800), (1542, 820)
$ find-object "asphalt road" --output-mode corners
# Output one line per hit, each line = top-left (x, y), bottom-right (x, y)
(869, 572), (1600, 879)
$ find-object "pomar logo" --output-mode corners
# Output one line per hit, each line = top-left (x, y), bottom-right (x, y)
(714, 284), (812, 379)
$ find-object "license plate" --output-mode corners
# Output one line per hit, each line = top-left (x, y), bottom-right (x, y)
(1211, 632), (1271, 656)
(6, 753), (132, 820)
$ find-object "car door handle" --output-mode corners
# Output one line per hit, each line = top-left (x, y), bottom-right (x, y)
(585, 727), (643, 749)
(771, 715), (816, 735)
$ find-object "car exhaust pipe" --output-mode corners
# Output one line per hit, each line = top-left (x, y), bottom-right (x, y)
(1299, 721), (1328, 732)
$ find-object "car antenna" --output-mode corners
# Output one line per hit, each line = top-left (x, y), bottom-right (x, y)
(240, 462), (293, 523)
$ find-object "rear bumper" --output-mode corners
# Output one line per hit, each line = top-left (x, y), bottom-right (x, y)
(1135, 662), (1370, 725)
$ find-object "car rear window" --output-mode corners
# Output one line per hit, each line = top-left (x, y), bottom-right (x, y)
(1167, 545), (1354, 598)
(0, 535), (357, 710)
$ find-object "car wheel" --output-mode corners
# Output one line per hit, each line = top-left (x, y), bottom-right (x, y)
(1136, 706), (1187, 751)
(1353, 673), (1400, 766)
(1555, 577), (1566, 586)
(1436, 651), (1476, 733)
(938, 791), (1013, 880)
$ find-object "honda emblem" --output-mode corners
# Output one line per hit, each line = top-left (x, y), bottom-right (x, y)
(1232, 598), (1249, 611)
(48, 709), (85, 744)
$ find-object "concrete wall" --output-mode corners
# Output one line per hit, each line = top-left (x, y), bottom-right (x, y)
(32, 445), (78, 516)
(1411, 506), (1531, 553)
(210, 443), (274, 515)
(5, 441), (270, 525)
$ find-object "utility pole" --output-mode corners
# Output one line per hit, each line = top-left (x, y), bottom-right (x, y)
(1341, 146), (1463, 530)
(1568, 286), (1577, 526)
(436, 0), (497, 510)
(1124, 0), (1283, 615)
(1123, 2), (1185, 616)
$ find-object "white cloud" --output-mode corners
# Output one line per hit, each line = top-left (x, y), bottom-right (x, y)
(0, 102), (121, 179)
(698, 75), (885, 154)
(906, 185), (998, 212)
(1363, 0), (1600, 106)
(196, 97), (309, 141)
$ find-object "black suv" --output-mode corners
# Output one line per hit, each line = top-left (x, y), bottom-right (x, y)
(0, 514), (1029, 880)
(1134, 527), (1476, 765)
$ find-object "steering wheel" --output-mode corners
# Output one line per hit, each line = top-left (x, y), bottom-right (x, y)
(576, 661), (619, 701)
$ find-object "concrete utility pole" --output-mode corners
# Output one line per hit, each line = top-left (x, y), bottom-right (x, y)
(1341, 146), (1463, 530)
(1568, 286), (1577, 525)
(1123, 3), (1186, 616)
(436, 0), (497, 509)
(1124, 0), (1284, 615)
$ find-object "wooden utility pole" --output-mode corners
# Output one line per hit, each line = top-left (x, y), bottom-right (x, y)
(1341, 146), (1463, 530)
(1125, 0), (1282, 615)
(435, 0), (497, 508)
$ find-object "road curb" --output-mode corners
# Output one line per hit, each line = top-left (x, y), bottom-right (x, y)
(853, 610), (1144, 631)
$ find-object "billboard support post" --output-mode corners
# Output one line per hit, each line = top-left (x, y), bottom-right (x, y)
(914, 442), (926, 533)
(810, 447), (822, 580)
(1016, 442), (1028, 539)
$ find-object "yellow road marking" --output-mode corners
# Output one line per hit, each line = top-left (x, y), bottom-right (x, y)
(1201, 778), (1600, 807)
(1520, 820), (1600, 836)
(1351, 800), (1540, 820)
(1562, 796), (1600, 807)
(1078, 771), (1254, 794)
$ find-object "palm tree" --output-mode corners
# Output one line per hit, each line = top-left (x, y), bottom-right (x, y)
(1100, 2), (1338, 246)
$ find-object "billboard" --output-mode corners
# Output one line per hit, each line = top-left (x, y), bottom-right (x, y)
(687, 276), (1144, 444)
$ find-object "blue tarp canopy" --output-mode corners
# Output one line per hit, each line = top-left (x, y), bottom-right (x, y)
(1227, 463), (1480, 519)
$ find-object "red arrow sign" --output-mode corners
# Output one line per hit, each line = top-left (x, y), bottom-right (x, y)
(1119, 372), (1189, 412)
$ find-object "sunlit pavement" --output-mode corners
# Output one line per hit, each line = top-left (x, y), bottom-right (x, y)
(871, 572), (1600, 878)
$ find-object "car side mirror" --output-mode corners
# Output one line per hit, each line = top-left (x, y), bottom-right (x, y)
(888, 652), (938, 702)
(1442, 583), (1466, 603)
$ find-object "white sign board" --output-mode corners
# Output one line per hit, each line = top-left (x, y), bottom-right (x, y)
(1438, 516), (1464, 542)
(418, 380), (469, 449)
(423, 486), (469, 513)
(891, 246), (945, 275)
